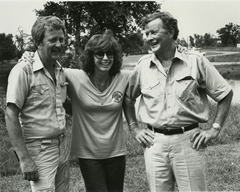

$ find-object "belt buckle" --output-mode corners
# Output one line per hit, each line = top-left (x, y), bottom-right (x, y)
(163, 128), (171, 135)
(150, 126), (155, 133)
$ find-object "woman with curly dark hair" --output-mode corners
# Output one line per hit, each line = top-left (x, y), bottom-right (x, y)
(65, 29), (129, 192)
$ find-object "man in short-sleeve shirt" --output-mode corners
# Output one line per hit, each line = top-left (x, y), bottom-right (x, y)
(5, 16), (70, 191)
(124, 11), (233, 191)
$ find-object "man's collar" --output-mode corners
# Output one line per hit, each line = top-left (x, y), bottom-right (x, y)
(150, 54), (161, 67)
(32, 52), (44, 72)
(32, 52), (63, 72)
(149, 48), (188, 67)
(174, 48), (186, 62)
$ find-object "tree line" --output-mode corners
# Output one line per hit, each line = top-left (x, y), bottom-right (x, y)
(1, 1), (240, 64)
(187, 23), (240, 48)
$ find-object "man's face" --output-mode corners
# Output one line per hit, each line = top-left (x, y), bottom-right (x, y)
(144, 18), (171, 54)
(39, 28), (65, 63)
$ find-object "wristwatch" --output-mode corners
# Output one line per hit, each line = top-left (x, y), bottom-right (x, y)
(212, 123), (221, 131)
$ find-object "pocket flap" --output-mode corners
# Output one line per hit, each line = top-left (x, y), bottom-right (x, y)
(32, 84), (49, 94)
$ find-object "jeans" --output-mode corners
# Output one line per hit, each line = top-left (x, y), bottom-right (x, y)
(79, 155), (126, 192)
(144, 128), (207, 192)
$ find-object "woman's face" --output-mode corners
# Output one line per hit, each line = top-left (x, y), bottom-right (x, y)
(93, 50), (114, 73)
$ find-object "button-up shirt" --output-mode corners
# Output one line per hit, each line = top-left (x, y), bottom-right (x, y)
(125, 49), (232, 128)
(6, 52), (67, 142)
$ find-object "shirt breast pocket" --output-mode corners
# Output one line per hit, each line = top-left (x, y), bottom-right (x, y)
(31, 84), (51, 107)
(175, 76), (198, 102)
(141, 81), (160, 98)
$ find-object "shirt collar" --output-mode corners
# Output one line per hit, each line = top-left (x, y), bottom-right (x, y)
(174, 48), (185, 62)
(174, 48), (191, 68)
(149, 54), (161, 68)
(149, 48), (189, 68)
(32, 52), (63, 72)
(32, 52), (44, 72)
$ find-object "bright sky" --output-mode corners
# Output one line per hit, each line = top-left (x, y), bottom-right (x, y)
(0, 0), (240, 40)
(161, 0), (240, 39)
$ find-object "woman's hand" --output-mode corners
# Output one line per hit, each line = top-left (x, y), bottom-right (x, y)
(131, 127), (154, 148)
(177, 44), (187, 52)
(19, 51), (35, 63)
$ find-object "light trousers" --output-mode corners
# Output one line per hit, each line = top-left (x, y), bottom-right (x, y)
(144, 128), (207, 192)
(26, 135), (70, 192)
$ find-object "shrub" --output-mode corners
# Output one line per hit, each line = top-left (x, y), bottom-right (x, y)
(60, 52), (82, 69)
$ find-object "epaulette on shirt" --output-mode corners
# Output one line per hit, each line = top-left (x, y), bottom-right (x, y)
(137, 54), (152, 65)
(14, 59), (32, 70)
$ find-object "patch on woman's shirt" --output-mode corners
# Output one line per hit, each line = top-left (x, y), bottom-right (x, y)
(112, 91), (123, 103)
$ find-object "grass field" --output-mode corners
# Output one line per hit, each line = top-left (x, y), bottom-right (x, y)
(1, 49), (240, 191)
(1, 112), (240, 191)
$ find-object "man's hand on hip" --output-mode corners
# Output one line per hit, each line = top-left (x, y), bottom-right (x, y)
(191, 128), (220, 150)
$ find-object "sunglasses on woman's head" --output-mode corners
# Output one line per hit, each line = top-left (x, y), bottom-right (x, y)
(94, 51), (114, 59)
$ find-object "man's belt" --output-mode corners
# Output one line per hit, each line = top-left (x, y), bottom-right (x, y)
(41, 133), (65, 144)
(147, 123), (198, 135)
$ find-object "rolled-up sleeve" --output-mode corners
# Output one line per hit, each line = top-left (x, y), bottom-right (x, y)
(124, 65), (142, 106)
(198, 57), (232, 102)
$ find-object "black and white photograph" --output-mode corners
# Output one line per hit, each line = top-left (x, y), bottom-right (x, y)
(0, 0), (239, 191)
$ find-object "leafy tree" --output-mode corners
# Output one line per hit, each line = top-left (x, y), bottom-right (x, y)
(189, 36), (195, 47)
(194, 34), (204, 48)
(14, 27), (35, 58)
(120, 29), (144, 55)
(188, 33), (216, 48)
(0, 33), (16, 62)
(176, 38), (188, 47)
(202, 33), (215, 47)
(217, 23), (240, 46)
(34, 1), (161, 55)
